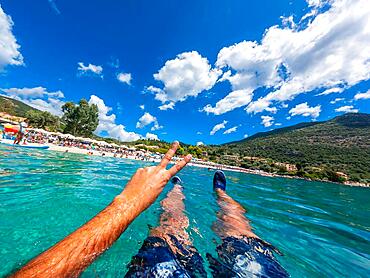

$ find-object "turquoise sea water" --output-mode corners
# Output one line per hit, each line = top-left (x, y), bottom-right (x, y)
(0, 145), (369, 277)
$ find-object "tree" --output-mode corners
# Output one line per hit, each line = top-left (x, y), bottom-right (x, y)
(62, 99), (99, 137)
(26, 110), (60, 131)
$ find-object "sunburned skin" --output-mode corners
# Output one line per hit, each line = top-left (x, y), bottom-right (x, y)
(12, 141), (192, 278)
(213, 188), (259, 239)
(150, 184), (193, 251)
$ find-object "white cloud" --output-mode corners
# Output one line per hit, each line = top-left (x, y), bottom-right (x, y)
(145, 132), (159, 141)
(151, 51), (221, 108)
(335, 105), (359, 113)
(78, 62), (103, 76)
(1, 86), (65, 116)
(223, 126), (238, 134)
(210, 120), (228, 135)
(354, 89), (370, 100)
(261, 116), (274, 127)
(139, 104), (145, 110)
(275, 123), (282, 126)
(159, 102), (175, 111)
(0, 6), (23, 70)
(213, 0), (370, 114)
(136, 112), (162, 131)
(245, 98), (272, 114)
(316, 87), (344, 96)
(25, 98), (65, 116)
(203, 89), (253, 115)
(330, 97), (344, 104)
(146, 86), (163, 94)
(117, 72), (132, 85)
(289, 102), (321, 118)
(89, 95), (141, 141)
(196, 131), (202, 135)
(1, 86), (64, 99)
(196, 141), (204, 146)
(244, 134), (248, 138)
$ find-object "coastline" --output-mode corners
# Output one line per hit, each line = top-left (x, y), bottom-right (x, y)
(46, 144), (369, 188)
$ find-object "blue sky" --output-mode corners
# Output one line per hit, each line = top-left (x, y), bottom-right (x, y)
(0, 0), (369, 144)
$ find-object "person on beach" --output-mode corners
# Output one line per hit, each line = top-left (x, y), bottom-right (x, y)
(13, 121), (27, 145)
(12, 142), (288, 277)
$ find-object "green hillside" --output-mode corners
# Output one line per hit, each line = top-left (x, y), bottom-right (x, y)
(208, 113), (370, 184)
(0, 95), (39, 117)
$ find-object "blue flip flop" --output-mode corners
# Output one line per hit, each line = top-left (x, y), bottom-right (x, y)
(171, 176), (182, 185)
(213, 170), (226, 191)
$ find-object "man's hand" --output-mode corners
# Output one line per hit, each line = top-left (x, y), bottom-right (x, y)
(13, 141), (192, 278)
(120, 141), (192, 210)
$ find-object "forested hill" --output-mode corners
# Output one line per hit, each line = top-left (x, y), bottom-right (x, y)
(0, 95), (39, 117)
(217, 113), (370, 183)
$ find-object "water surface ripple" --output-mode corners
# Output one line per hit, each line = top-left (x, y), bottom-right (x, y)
(0, 146), (369, 277)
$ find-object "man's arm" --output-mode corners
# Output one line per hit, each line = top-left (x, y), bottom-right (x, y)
(13, 141), (191, 278)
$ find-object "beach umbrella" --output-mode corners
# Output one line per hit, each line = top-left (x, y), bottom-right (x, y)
(4, 124), (19, 133)
(64, 134), (76, 139)
(83, 138), (95, 143)
(97, 140), (109, 145)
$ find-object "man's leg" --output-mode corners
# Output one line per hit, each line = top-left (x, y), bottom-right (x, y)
(125, 177), (206, 278)
(207, 171), (289, 277)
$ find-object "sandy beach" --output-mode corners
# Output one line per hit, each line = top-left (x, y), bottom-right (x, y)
(45, 143), (369, 188)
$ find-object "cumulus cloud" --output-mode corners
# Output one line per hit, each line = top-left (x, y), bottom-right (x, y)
(89, 95), (141, 141)
(196, 141), (204, 146)
(78, 62), (103, 76)
(159, 102), (175, 111)
(211, 0), (370, 115)
(136, 112), (162, 131)
(0, 6), (23, 70)
(203, 89), (253, 115)
(151, 51), (221, 108)
(139, 104), (145, 110)
(1, 86), (65, 116)
(1, 86), (64, 99)
(210, 120), (228, 135)
(223, 126), (238, 134)
(316, 87), (344, 96)
(335, 105), (359, 113)
(354, 89), (370, 100)
(117, 72), (132, 85)
(330, 97), (344, 104)
(289, 102), (321, 118)
(145, 133), (159, 140)
(261, 116), (274, 127)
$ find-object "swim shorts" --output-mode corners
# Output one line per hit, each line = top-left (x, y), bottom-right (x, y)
(126, 235), (288, 277)
(125, 235), (207, 278)
(206, 236), (289, 277)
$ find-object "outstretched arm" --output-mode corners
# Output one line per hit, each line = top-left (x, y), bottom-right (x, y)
(13, 142), (191, 278)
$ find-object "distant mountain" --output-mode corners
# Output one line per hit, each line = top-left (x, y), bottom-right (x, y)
(219, 113), (370, 184)
(0, 95), (39, 117)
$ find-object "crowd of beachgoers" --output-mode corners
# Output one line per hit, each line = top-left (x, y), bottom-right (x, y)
(0, 127), (248, 173)
(1, 125), (367, 187)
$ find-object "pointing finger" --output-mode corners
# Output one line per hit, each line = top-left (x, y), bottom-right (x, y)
(167, 154), (192, 177)
(159, 141), (179, 168)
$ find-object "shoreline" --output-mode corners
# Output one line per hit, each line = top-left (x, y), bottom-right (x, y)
(46, 144), (369, 188)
